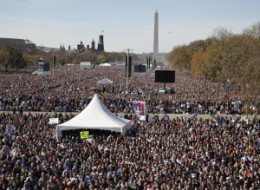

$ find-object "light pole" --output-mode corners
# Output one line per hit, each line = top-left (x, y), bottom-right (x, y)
(246, 84), (249, 117)
(124, 48), (133, 94)
(53, 50), (55, 72)
(226, 79), (230, 107)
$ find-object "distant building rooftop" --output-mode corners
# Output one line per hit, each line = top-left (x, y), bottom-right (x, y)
(0, 37), (36, 51)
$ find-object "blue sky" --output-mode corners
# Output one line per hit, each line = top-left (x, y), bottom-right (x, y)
(0, 0), (259, 53)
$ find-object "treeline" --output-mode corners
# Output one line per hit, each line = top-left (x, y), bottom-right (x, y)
(167, 23), (260, 101)
(0, 46), (57, 71)
(25, 50), (128, 66)
(0, 46), (132, 72)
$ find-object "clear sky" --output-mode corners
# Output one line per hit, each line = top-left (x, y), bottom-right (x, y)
(0, 0), (259, 53)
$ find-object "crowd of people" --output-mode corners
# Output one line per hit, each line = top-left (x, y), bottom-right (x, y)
(0, 64), (259, 190)
(0, 111), (259, 189)
(0, 65), (256, 115)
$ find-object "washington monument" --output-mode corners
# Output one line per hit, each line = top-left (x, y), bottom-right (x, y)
(153, 9), (159, 67)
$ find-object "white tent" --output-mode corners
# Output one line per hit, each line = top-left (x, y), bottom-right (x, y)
(97, 78), (113, 85)
(100, 63), (111, 67)
(32, 71), (51, 75)
(56, 94), (131, 138)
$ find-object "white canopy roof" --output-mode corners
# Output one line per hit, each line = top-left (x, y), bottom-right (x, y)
(100, 63), (111, 66)
(56, 94), (131, 138)
(97, 78), (113, 84)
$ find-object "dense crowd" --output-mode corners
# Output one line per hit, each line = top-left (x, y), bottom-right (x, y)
(0, 111), (259, 190)
(0, 65), (256, 115)
(0, 64), (259, 189)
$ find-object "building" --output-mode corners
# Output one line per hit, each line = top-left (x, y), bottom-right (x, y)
(0, 38), (36, 51)
(77, 34), (104, 53)
(77, 41), (85, 53)
(59, 45), (66, 52)
(36, 46), (59, 53)
(91, 39), (95, 51)
(97, 35), (104, 51)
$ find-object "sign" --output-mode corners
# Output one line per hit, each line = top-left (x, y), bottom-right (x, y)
(139, 115), (146, 121)
(132, 101), (147, 119)
(163, 115), (169, 121)
(6, 125), (15, 134)
(49, 118), (59, 125)
(148, 115), (155, 122)
(80, 131), (89, 139)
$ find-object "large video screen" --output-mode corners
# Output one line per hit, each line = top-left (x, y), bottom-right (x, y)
(155, 70), (175, 83)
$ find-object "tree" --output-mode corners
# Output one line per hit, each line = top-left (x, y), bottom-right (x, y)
(59, 57), (66, 65)
(9, 47), (27, 70)
(168, 23), (260, 102)
(0, 47), (26, 71)
(167, 40), (206, 70)
(236, 23), (260, 102)
(96, 54), (108, 64)
(23, 53), (36, 66)
(190, 48), (207, 77)
(243, 22), (260, 39)
(167, 45), (191, 70)
(72, 57), (80, 64)
(0, 47), (9, 71)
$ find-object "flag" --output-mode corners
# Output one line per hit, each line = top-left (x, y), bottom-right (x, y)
(132, 101), (147, 119)
(80, 131), (89, 139)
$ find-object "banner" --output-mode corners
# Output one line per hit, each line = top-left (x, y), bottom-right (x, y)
(132, 101), (147, 119)
(49, 118), (59, 125)
(80, 131), (89, 139)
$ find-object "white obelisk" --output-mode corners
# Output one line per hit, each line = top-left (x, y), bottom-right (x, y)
(153, 9), (159, 68)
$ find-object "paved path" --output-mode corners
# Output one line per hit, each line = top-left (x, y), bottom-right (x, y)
(1, 111), (258, 120)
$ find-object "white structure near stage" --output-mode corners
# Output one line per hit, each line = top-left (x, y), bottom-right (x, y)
(32, 58), (51, 75)
(80, 61), (94, 69)
(32, 70), (51, 75)
(97, 78), (113, 85)
(56, 94), (131, 138)
(99, 63), (111, 67)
